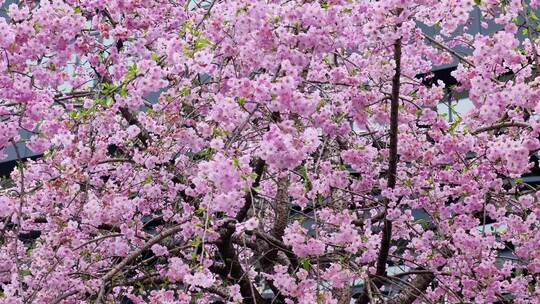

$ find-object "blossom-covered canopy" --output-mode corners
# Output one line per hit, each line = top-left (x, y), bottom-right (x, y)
(1, 0), (540, 303)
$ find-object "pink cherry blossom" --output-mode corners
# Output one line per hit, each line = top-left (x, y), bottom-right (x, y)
(0, 1), (540, 303)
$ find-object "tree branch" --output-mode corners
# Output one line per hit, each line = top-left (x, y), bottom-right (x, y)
(51, 290), (78, 304)
(259, 177), (289, 271)
(96, 223), (186, 303)
(119, 106), (150, 147)
(215, 158), (267, 304)
(386, 272), (435, 304)
(377, 31), (401, 278)
(471, 121), (531, 135)
(357, 28), (402, 304)
(423, 34), (475, 68)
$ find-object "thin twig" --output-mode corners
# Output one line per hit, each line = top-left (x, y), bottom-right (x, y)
(195, 0), (217, 30)
(423, 34), (475, 67)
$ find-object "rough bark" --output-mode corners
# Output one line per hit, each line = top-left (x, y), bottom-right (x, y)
(386, 272), (435, 304)
(259, 176), (289, 272)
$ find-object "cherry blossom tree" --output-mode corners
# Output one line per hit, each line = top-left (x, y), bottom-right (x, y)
(1, 0), (540, 303)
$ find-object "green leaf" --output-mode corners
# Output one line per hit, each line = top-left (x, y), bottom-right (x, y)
(415, 218), (430, 230)
(180, 21), (192, 37)
(316, 99), (327, 111)
(317, 194), (324, 205)
(152, 53), (161, 62)
(191, 236), (202, 247)
(68, 108), (90, 119)
(237, 97), (246, 107)
(98, 96), (114, 107)
(194, 37), (211, 50)
(126, 63), (138, 79)
(74, 6), (82, 14)
(101, 82), (117, 95)
(183, 47), (195, 58)
(474, 0), (481, 5)
(298, 165), (312, 191)
(180, 86), (191, 97)
(119, 87), (128, 97)
(212, 127), (224, 137)
(193, 148), (214, 160)
(359, 83), (370, 91)
(448, 116), (462, 133)
(194, 207), (206, 217)
(300, 257), (311, 270)
(241, 172), (258, 181)
(332, 112), (346, 123)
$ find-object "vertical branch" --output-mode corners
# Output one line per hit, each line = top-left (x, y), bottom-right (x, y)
(377, 35), (402, 277)
(216, 233), (266, 304)
(10, 140), (24, 294)
(215, 158), (266, 304)
(260, 176), (289, 270)
(357, 32), (402, 304)
(235, 158), (265, 222)
(271, 177), (289, 240)
(522, 2), (540, 78)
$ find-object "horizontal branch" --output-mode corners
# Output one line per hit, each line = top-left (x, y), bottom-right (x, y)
(471, 121), (531, 135)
